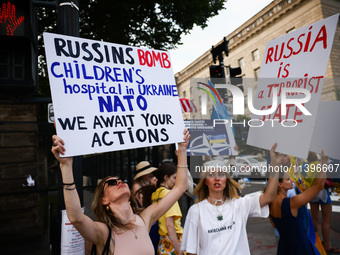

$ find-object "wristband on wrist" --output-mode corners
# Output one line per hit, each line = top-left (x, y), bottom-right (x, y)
(63, 182), (75, 186)
(177, 165), (188, 168)
(63, 185), (76, 190)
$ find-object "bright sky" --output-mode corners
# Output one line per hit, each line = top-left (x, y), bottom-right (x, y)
(169, 0), (274, 73)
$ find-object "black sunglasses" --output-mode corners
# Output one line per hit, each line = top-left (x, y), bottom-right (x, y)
(101, 178), (128, 195)
(105, 178), (128, 186)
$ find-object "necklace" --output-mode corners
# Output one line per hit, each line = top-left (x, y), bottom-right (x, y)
(207, 197), (226, 243)
(120, 214), (138, 239)
(120, 213), (136, 224)
(131, 228), (138, 239)
(208, 197), (225, 221)
(208, 196), (225, 205)
(127, 213), (136, 222)
(215, 203), (225, 221)
(129, 214), (138, 239)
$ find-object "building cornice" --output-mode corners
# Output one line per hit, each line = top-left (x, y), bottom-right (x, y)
(175, 0), (306, 84)
(228, 0), (305, 50)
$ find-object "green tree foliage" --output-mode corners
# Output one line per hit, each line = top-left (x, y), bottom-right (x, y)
(37, 0), (226, 95)
(79, 0), (226, 50)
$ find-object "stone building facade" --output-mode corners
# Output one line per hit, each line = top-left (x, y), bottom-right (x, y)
(175, 0), (340, 118)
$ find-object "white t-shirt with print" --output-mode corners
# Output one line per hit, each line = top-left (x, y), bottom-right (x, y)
(181, 193), (268, 255)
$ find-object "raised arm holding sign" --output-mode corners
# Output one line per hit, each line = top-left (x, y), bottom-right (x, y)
(51, 129), (190, 255)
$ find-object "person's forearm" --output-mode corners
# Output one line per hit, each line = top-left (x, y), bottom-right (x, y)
(265, 175), (279, 202)
(60, 160), (83, 223)
(263, 143), (280, 203)
(167, 225), (182, 254)
(174, 146), (188, 193)
(315, 155), (327, 188)
(314, 172), (326, 188)
(262, 162), (280, 204)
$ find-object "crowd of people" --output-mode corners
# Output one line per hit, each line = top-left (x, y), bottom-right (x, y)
(51, 129), (339, 255)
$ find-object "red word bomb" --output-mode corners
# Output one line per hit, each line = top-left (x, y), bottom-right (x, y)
(137, 49), (171, 69)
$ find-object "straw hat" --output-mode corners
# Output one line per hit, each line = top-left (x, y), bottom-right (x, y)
(134, 161), (158, 180)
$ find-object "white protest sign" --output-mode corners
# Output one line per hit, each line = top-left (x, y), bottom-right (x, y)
(61, 208), (85, 255)
(309, 101), (340, 160)
(247, 14), (339, 158)
(44, 32), (184, 157)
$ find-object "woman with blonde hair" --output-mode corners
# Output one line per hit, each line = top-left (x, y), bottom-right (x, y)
(51, 129), (190, 255)
(181, 144), (282, 255)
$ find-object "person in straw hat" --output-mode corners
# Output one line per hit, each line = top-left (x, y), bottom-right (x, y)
(133, 161), (158, 207)
(132, 160), (161, 254)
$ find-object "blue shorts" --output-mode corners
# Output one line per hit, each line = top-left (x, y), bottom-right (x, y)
(310, 188), (332, 205)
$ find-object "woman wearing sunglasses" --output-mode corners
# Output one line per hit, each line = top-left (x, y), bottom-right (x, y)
(51, 129), (190, 255)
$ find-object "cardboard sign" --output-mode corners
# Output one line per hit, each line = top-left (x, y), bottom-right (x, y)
(44, 32), (184, 157)
(247, 14), (339, 158)
(309, 101), (340, 160)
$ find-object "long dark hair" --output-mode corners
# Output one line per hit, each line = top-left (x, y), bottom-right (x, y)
(138, 162), (177, 208)
(92, 176), (141, 231)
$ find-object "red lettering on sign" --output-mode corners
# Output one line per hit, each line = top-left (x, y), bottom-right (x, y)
(137, 49), (171, 68)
